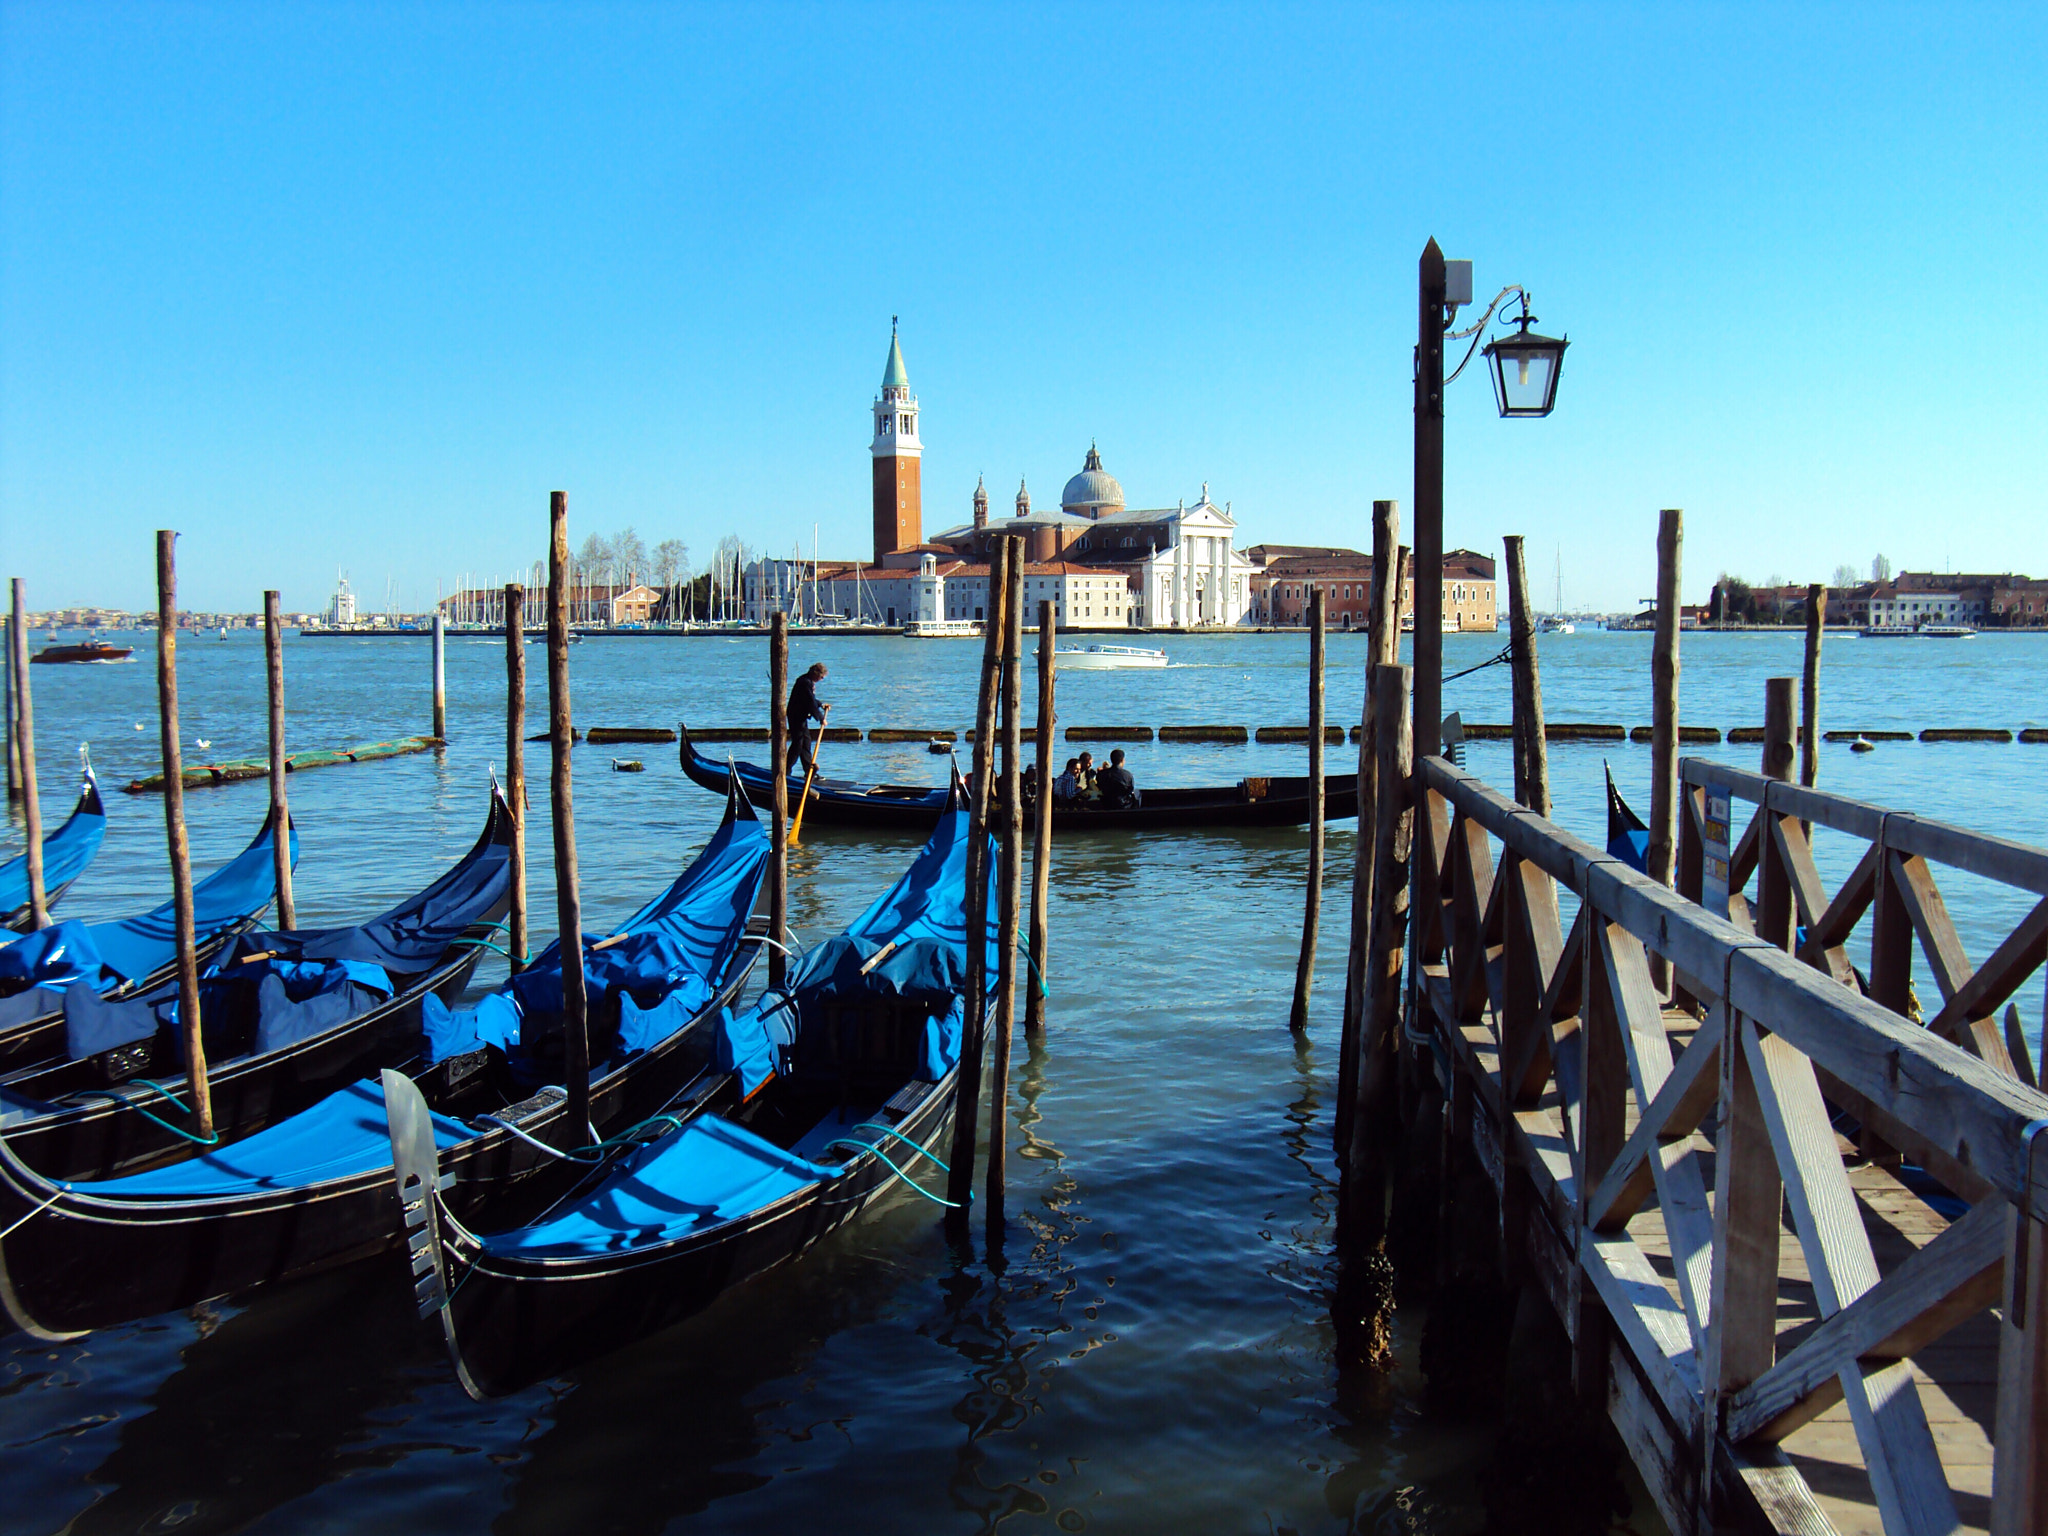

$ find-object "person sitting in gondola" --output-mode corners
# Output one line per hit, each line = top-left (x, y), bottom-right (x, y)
(1075, 752), (1101, 802)
(785, 663), (829, 774)
(1053, 758), (1081, 802)
(1096, 749), (1140, 810)
(1021, 763), (1040, 803)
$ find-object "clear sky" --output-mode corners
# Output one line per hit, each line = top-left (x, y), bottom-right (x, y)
(4, 3), (2043, 614)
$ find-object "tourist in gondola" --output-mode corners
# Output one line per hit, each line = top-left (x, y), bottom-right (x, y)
(785, 662), (829, 773)
(1096, 749), (1140, 810)
(1075, 752), (1100, 802)
(1053, 758), (1080, 802)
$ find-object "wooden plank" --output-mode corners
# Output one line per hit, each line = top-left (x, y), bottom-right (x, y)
(1581, 921), (1631, 1223)
(1891, 852), (1975, 1005)
(1581, 1227), (1704, 1428)
(1709, 1009), (1782, 1403)
(1991, 1203), (2047, 1536)
(1925, 897), (2048, 1058)
(1888, 813), (2048, 898)
(1449, 813), (1501, 1023)
(1588, 1021), (1721, 1230)
(1771, 813), (1860, 987)
(1726, 1196), (2007, 1442)
(1501, 856), (1565, 1105)
(1607, 1335), (1699, 1536)
(1716, 1442), (1842, 1536)
(1506, 897), (1585, 1106)
(1805, 840), (1881, 959)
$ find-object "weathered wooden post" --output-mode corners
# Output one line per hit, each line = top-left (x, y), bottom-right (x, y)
(155, 534), (212, 1139)
(263, 590), (296, 929)
(1757, 676), (1797, 952)
(946, 536), (1011, 1226)
(986, 546), (1026, 1236)
(769, 611), (789, 990)
(7, 582), (45, 927)
(1502, 536), (1549, 816)
(1801, 581), (1825, 789)
(1648, 510), (1683, 886)
(4, 612), (18, 800)
(546, 494), (591, 1142)
(1992, 1200), (2047, 1536)
(1024, 598), (1054, 1037)
(431, 612), (448, 740)
(504, 584), (528, 972)
(1340, 662), (1413, 1257)
(1290, 588), (1327, 1030)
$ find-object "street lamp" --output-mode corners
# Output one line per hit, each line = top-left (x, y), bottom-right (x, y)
(1411, 240), (1569, 757)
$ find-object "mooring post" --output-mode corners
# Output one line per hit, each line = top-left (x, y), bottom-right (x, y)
(1502, 536), (1549, 816)
(1801, 581), (1825, 790)
(1290, 588), (1326, 1031)
(1413, 239), (1446, 760)
(1757, 676), (1797, 952)
(154, 534), (212, 1139)
(1648, 510), (1683, 886)
(504, 583), (528, 972)
(7, 582), (46, 928)
(946, 536), (1011, 1227)
(987, 545), (1026, 1237)
(431, 612), (447, 740)
(263, 589), (296, 929)
(546, 493), (591, 1143)
(1024, 597), (1054, 1037)
(1340, 662), (1413, 1256)
(3, 612), (18, 801)
(769, 611), (789, 991)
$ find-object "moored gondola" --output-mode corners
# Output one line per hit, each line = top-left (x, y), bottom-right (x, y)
(1605, 761), (1650, 874)
(677, 722), (1356, 832)
(0, 778), (769, 1339)
(1, 755), (107, 932)
(392, 774), (990, 1398)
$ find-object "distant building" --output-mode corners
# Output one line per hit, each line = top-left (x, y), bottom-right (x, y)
(1246, 547), (1495, 631)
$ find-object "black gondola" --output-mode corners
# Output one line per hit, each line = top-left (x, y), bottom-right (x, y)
(0, 779), (769, 1339)
(0, 787), (512, 1186)
(678, 722), (1356, 832)
(1606, 761), (1650, 874)
(393, 775), (989, 1398)
(1, 759), (107, 932)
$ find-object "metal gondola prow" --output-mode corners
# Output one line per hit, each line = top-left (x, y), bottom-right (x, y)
(383, 1069), (483, 1401)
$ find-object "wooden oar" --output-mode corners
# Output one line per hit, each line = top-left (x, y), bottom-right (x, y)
(789, 728), (824, 846)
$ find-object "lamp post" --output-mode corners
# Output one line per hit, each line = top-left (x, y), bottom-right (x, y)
(1411, 240), (1569, 757)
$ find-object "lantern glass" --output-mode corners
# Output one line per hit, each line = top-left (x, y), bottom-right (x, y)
(1484, 329), (1568, 417)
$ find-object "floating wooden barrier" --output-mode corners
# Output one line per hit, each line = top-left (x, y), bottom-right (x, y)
(690, 727), (769, 743)
(869, 728), (955, 743)
(526, 728), (582, 743)
(2022, 727), (2048, 744)
(1823, 728), (1913, 742)
(122, 735), (440, 793)
(1258, 725), (1346, 744)
(1158, 724), (1248, 744)
(1629, 725), (1722, 744)
(1542, 721), (1626, 741)
(1064, 725), (1154, 742)
(1920, 727), (2014, 743)
(585, 726), (676, 745)
(819, 726), (862, 743)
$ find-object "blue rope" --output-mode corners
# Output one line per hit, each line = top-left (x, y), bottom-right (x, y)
(845, 1120), (951, 1173)
(67, 1077), (220, 1147)
(822, 1137), (962, 1207)
(448, 937), (531, 962)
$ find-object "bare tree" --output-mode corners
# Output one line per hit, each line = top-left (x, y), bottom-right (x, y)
(1831, 563), (1860, 590)
(653, 538), (687, 623)
(1871, 554), (1892, 582)
(613, 527), (648, 587)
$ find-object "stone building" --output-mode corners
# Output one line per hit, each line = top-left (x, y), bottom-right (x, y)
(1246, 546), (1495, 630)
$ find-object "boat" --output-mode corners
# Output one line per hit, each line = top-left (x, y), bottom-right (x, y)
(0, 809), (298, 1076)
(29, 641), (133, 664)
(903, 619), (983, 638)
(0, 788), (511, 1185)
(1054, 644), (1167, 670)
(1859, 624), (1977, 639)
(0, 778), (770, 1339)
(677, 723), (1359, 832)
(1536, 616), (1576, 636)
(390, 774), (985, 1398)
(1605, 763), (1650, 874)
(2, 756), (107, 931)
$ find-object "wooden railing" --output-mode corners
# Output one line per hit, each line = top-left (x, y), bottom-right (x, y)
(1407, 752), (2047, 1536)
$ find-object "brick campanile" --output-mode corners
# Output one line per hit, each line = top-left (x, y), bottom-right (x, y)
(871, 319), (922, 562)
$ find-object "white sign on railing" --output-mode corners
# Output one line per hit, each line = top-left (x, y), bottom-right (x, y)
(1701, 787), (1731, 919)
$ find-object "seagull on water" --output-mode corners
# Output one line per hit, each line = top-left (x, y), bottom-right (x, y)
(194, 738), (211, 750)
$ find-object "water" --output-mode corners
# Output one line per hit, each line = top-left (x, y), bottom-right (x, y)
(2, 627), (2044, 1534)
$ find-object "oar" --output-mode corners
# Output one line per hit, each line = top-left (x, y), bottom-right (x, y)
(789, 730), (824, 846)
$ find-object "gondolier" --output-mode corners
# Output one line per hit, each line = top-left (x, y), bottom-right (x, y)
(786, 663), (830, 773)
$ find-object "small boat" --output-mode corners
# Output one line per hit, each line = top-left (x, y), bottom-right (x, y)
(29, 641), (133, 665)
(0, 810), (297, 1076)
(677, 723), (1358, 832)
(1536, 617), (1576, 636)
(1, 756), (107, 931)
(902, 619), (982, 638)
(1054, 644), (1167, 670)
(1859, 624), (1978, 639)
(0, 779), (769, 1338)
(0, 790), (511, 1185)
(1605, 763), (1649, 874)
(391, 774), (983, 1397)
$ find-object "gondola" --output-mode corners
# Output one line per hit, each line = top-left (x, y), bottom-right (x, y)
(1605, 762), (1650, 874)
(0, 808), (298, 1076)
(0, 778), (768, 1339)
(678, 722), (1358, 832)
(1, 756), (107, 932)
(392, 772), (990, 1398)
(0, 787), (512, 1186)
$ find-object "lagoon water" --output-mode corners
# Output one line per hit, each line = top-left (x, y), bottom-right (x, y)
(2, 626), (2044, 1534)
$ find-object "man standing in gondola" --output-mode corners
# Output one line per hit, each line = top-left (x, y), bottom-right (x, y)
(786, 662), (830, 775)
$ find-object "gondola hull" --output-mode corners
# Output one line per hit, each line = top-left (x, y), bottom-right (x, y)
(2, 773), (108, 933)
(679, 725), (1356, 831)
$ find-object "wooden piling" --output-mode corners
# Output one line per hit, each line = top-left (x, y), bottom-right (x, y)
(1340, 662), (1413, 1256)
(1290, 588), (1326, 1031)
(4, 613), (18, 800)
(1502, 536), (1549, 816)
(1024, 598), (1054, 1037)
(7, 583), (46, 928)
(263, 590), (295, 930)
(154, 534), (212, 1139)
(987, 546), (1025, 1237)
(1763, 676), (1796, 782)
(1801, 582), (1825, 790)
(1758, 676), (1798, 952)
(769, 612), (789, 991)
(946, 536), (1011, 1225)
(504, 584), (527, 971)
(546, 494), (591, 1142)
(431, 613), (447, 740)
(1648, 510), (1683, 889)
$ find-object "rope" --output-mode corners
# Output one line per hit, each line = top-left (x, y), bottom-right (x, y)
(1018, 934), (1051, 999)
(447, 937), (531, 962)
(822, 1136), (961, 1206)
(64, 1077), (220, 1147)
(845, 1119), (952, 1173)
(471, 1108), (687, 1163)
(1444, 645), (1514, 684)
(0, 1188), (64, 1241)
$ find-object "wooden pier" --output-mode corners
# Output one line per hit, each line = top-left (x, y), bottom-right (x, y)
(1376, 742), (2047, 1535)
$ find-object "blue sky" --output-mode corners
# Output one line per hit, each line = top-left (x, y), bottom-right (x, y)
(3, 3), (2043, 613)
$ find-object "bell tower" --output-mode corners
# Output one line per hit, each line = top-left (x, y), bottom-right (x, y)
(871, 318), (922, 562)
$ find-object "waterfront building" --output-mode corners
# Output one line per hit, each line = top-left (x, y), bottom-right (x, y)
(871, 321), (922, 563)
(1245, 545), (1495, 630)
(329, 574), (357, 627)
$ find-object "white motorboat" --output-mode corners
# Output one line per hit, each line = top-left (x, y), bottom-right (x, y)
(1537, 616), (1576, 635)
(1055, 643), (1168, 670)
(903, 619), (983, 638)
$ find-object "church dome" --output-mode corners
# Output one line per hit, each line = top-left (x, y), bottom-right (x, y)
(1061, 443), (1124, 514)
